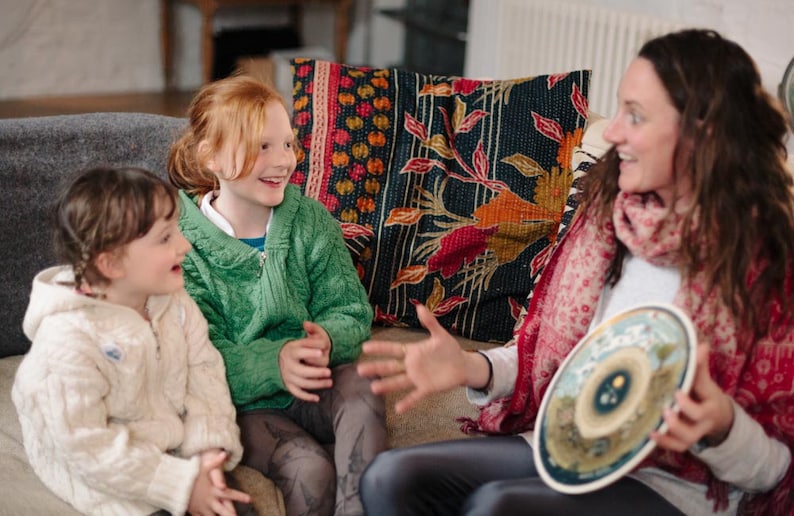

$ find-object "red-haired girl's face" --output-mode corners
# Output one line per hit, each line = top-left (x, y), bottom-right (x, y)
(213, 100), (296, 230)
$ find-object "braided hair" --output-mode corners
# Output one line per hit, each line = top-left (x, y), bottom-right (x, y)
(53, 166), (177, 292)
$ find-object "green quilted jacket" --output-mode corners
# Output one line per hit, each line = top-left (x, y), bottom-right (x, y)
(177, 185), (373, 412)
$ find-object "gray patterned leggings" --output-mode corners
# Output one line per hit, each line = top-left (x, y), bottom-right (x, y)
(237, 363), (386, 516)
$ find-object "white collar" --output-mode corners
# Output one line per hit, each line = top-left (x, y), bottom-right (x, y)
(198, 191), (273, 237)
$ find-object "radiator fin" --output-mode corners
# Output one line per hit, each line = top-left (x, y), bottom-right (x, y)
(480, 0), (684, 117)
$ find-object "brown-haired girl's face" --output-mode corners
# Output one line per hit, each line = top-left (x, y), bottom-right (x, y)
(110, 207), (192, 303)
(603, 57), (689, 207)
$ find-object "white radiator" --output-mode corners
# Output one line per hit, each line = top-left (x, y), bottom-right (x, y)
(464, 0), (684, 117)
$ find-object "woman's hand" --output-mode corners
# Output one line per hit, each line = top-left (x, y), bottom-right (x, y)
(278, 330), (333, 402)
(188, 449), (251, 516)
(651, 343), (735, 452)
(357, 304), (481, 414)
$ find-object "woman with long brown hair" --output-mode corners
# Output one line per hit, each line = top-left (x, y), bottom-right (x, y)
(358, 29), (794, 515)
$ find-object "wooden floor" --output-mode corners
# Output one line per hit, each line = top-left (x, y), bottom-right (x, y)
(0, 90), (197, 119)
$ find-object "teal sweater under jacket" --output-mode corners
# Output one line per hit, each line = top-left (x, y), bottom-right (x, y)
(177, 185), (373, 412)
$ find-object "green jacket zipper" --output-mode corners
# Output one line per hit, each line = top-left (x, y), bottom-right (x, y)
(258, 251), (267, 277)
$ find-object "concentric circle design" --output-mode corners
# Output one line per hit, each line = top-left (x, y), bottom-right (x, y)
(533, 303), (696, 494)
(574, 346), (651, 440)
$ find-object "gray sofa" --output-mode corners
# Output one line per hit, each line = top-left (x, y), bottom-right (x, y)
(0, 112), (506, 515)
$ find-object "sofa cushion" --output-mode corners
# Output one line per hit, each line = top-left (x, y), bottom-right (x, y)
(507, 115), (610, 344)
(0, 355), (80, 514)
(290, 59), (591, 343)
(0, 113), (186, 358)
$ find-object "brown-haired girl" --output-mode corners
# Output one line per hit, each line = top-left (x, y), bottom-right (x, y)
(12, 166), (250, 515)
(168, 76), (385, 516)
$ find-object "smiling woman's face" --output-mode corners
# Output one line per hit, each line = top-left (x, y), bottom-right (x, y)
(602, 57), (689, 207)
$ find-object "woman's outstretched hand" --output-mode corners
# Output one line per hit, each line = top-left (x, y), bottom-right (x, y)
(357, 304), (470, 414)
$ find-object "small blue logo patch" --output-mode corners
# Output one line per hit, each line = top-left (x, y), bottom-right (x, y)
(101, 342), (124, 362)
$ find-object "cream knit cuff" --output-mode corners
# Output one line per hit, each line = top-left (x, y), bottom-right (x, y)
(146, 454), (200, 515)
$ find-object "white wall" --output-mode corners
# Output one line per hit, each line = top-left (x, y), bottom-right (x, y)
(1, 0), (792, 104)
(0, 1), (163, 98)
(584, 0), (794, 98)
(466, 0), (794, 105)
(0, 0), (400, 100)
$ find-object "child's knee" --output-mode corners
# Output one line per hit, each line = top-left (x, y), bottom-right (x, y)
(334, 364), (386, 418)
(275, 440), (335, 490)
(298, 452), (336, 486)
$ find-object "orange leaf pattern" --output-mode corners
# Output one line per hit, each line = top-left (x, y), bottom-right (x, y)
(391, 265), (428, 288)
(386, 207), (424, 226)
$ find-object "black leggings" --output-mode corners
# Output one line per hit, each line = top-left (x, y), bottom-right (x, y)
(360, 436), (684, 516)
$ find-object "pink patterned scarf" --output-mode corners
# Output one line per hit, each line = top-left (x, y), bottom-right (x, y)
(467, 192), (794, 514)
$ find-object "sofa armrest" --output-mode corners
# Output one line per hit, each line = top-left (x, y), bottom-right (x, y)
(573, 112), (610, 169)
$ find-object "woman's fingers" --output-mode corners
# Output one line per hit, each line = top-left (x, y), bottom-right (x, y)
(357, 357), (407, 377)
(652, 406), (699, 452)
(370, 372), (415, 395)
(361, 340), (408, 359)
(415, 303), (443, 334)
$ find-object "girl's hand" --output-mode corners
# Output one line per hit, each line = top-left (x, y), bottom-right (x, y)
(357, 304), (472, 414)
(188, 450), (251, 516)
(278, 336), (333, 403)
(651, 343), (735, 452)
(300, 321), (331, 368)
(200, 449), (230, 492)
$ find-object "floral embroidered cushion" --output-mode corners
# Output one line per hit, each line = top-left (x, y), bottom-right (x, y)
(290, 59), (590, 343)
(508, 151), (598, 344)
